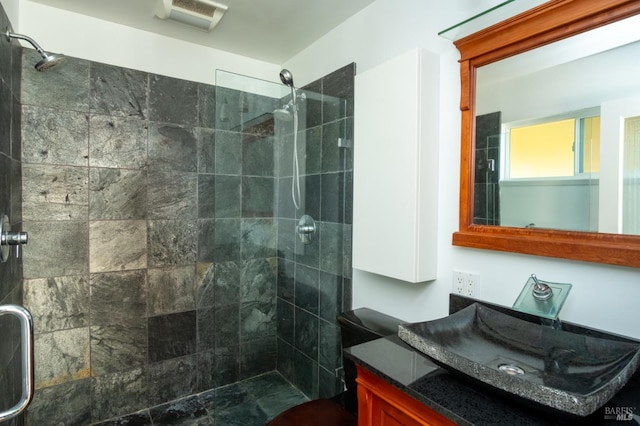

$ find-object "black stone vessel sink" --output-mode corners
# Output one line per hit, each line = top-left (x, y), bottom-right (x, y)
(398, 303), (640, 417)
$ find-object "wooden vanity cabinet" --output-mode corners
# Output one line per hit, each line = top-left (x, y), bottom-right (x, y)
(356, 365), (455, 426)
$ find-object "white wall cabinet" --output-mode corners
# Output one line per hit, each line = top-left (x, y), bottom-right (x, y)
(353, 48), (439, 283)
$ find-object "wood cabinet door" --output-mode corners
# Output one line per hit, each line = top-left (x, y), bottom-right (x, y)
(356, 366), (455, 426)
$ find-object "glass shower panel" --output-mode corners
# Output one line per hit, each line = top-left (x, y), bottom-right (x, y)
(214, 68), (352, 398)
(214, 69), (347, 227)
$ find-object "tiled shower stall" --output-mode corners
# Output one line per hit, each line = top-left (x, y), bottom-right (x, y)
(473, 112), (501, 226)
(0, 3), (354, 422)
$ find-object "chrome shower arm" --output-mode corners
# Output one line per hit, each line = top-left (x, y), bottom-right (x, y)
(5, 30), (65, 71)
(6, 31), (47, 56)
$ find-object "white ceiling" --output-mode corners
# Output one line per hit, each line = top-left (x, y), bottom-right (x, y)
(27, 0), (377, 64)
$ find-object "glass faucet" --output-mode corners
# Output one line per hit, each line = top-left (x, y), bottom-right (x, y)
(513, 274), (572, 324)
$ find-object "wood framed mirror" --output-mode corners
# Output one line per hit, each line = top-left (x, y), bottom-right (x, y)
(452, 0), (640, 268)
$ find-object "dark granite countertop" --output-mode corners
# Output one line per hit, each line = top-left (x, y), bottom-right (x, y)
(344, 296), (640, 426)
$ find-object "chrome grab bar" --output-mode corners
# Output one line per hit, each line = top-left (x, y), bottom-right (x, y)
(0, 305), (34, 421)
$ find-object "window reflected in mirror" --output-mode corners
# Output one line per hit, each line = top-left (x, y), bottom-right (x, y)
(507, 114), (600, 178)
(474, 111), (602, 231)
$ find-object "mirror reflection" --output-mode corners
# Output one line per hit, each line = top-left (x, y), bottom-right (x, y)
(474, 14), (640, 234)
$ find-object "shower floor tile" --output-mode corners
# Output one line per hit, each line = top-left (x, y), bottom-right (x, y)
(93, 371), (308, 425)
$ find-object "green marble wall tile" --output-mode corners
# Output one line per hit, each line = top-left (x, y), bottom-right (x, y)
(89, 220), (147, 272)
(34, 327), (90, 388)
(23, 220), (89, 278)
(89, 168), (147, 220)
(24, 275), (89, 333)
(22, 105), (89, 166)
(147, 265), (196, 316)
(22, 163), (88, 221)
(89, 115), (148, 169)
(90, 62), (148, 118)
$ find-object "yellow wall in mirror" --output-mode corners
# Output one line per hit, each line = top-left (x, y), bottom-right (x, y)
(509, 116), (600, 178)
(510, 119), (575, 178)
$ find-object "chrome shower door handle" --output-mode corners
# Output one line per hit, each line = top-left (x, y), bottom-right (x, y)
(0, 305), (34, 421)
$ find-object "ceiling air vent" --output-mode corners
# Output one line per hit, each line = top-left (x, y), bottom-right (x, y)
(154, 0), (228, 32)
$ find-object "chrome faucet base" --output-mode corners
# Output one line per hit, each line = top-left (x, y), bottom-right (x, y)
(531, 274), (553, 300)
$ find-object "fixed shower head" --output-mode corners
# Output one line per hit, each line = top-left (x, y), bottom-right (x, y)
(35, 53), (65, 72)
(279, 69), (294, 87)
(6, 30), (65, 71)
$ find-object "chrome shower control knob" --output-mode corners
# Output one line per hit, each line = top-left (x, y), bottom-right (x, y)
(296, 225), (315, 234)
(296, 215), (317, 245)
(0, 214), (28, 263)
(1, 231), (28, 245)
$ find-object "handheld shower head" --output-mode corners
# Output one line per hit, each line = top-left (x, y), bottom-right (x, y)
(273, 101), (294, 121)
(273, 107), (293, 122)
(279, 69), (294, 87)
(6, 30), (65, 72)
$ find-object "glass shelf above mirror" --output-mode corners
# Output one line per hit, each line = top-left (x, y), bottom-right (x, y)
(439, 0), (548, 41)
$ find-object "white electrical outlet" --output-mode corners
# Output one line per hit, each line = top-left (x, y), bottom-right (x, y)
(452, 270), (465, 294)
(463, 272), (479, 297)
(452, 270), (480, 297)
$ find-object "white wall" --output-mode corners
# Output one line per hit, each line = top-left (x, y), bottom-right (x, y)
(16, 1), (279, 86)
(3, 0), (19, 27)
(285, 0), (640, 340)
(500, 178), (598, 232)
(477, 41), (640, 122)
